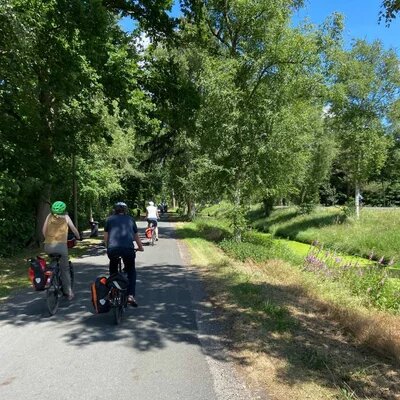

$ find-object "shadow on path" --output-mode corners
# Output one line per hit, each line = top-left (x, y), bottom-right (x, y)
(0, 226), (241, 365)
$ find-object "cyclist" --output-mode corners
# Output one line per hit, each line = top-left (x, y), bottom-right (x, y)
(104, 202), (144, 307)
(42, 201), (80, 300)
(146, 201), (160, 241)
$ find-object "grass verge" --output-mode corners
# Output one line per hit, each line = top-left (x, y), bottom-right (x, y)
(249, 205), (400, 267)
(0, 234), (100, 300)
(176, 221), (400, 400)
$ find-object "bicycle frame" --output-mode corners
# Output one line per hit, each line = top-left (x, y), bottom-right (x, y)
(45, 254), (74, 316)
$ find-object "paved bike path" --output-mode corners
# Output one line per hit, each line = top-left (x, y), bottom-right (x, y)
(0, 220), (257, 400)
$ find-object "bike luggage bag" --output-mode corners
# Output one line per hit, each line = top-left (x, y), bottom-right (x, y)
(106, 273), (129, 291)
(145, 227), (152, 239)
(91, 276), (111, 313)
(67, 232), (76, 248)
(28, 257), (48, 291)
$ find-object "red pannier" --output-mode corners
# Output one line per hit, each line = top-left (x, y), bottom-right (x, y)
(67, 232), (76, 248)
(28, 256), (51, 291)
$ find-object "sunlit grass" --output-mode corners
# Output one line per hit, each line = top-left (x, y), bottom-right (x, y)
(0, 248), (35, 299)
(250, 205), (400, 266)
(176, 221), (400, 399)
(0, 233), (98, 300)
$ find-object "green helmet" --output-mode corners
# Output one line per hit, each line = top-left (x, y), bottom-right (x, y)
(51, 201), (66, 215)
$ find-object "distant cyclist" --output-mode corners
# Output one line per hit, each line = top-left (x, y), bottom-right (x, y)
(146, 201), (160, 241)
(104, 202), (144, 307)
(42, 201), (80, 300)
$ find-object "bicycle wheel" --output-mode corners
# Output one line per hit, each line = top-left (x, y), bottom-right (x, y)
(69, 261), (74, 290)
(46, 274), (60, 315)
(112, 292), (124, 325)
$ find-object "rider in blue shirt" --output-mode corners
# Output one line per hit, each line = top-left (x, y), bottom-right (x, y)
(104, 202), (144, 306)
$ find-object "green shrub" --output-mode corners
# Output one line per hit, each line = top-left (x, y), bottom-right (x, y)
(298, 203), (316, 215)
(304, 244), (400, 312)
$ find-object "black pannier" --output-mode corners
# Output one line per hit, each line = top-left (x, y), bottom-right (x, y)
(106, 273), (129, 291)
(91, 276), (111, 313)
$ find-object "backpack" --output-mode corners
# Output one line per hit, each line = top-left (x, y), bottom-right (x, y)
(106, 272), (129, 291)
(91, 276), (111, 313)
(28, 257), (50, 291)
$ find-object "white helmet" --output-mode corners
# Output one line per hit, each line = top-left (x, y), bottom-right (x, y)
(148, 201), (154, 206)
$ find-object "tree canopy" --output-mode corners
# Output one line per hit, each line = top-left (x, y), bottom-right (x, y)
(0, 0), (399, 253)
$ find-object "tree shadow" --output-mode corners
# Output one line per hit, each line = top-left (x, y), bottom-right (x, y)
(263, 210), (299, 226)
(248, 210), (299, 234)
(197, 268), (400, 399)
(0, 229), (244, 366)
(274, 214), (343, 240)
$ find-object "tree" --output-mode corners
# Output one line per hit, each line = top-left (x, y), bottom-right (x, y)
(380, 0), (400, 24)
(0, 0), (162, 252)
(103, 0), (175, 37)
(329, 40), (400, 218)
(176, 0), (336, 238)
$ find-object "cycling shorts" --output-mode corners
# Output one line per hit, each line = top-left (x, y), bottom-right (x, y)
(147, 218), (158, 227)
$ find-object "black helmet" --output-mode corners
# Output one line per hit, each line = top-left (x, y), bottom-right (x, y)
(113, 202), (128, 214)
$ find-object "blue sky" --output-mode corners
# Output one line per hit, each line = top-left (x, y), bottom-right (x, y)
(120, 1), (399, 53)
(294, 0), (399, 53)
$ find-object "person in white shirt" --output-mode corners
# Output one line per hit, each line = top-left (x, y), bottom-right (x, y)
(146, 201), (160, 240)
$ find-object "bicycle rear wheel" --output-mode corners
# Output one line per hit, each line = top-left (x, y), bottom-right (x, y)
(69, 261), (74, 290)
(112, 295), (124, 325)
(46, 275), (60, 315)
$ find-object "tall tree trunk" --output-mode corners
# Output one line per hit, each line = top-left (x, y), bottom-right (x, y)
(233, 187), (242, 242)
(35, 185), (51, 245)
(187, 199), (196, 220)
(262, 196), (275, 217)
(36, 73), (54, 244)
(89, 204), (93, 222)
(172, 189), (176, 209)
(72, 154), (78, 229)
(355, 182), (361, 219)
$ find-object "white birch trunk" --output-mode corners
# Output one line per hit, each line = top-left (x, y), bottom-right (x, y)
(355, 183), (360, 220)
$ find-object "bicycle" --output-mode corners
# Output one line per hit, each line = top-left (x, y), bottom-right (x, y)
(45, 254), (74, 316)
(108, 257), (128, 325)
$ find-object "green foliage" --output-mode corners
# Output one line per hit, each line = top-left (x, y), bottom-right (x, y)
(304, 243), (400, 311)
(328, 40), (399, 212)
(0, 0), (163, 249)
(380, 0), (400, 24)
(0, 173), (36, 256)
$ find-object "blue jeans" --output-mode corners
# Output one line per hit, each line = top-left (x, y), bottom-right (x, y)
(107, 247), (136, 296)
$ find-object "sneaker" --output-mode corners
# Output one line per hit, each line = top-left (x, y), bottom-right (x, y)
(127, 295), (138, 307)
(67, 291), (74, 301)
(156, 237), (159, 241)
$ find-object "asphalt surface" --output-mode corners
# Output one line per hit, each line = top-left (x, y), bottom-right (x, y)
(0, 219), (259, 400)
